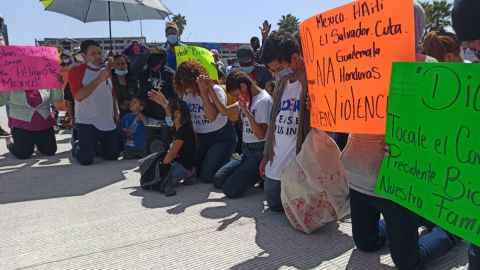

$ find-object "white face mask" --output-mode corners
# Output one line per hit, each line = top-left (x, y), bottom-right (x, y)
(240, 65), (255, 74)
(87, 62), (99, 69)
(276, 67), (294, 80)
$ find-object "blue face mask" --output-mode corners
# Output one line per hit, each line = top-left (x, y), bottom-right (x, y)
(87, 62), (99, 69)
(277, 67), (294, 80)
(167, 35), (179, 45)
(114, 69), (128, 76)
(165, 116), (174, 127)
(240, 65), (255, 74)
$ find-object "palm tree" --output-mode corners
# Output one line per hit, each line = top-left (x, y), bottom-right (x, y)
(171, 13), (187, 36)
(419, 0), (453, 34)
(277, 14), (300, 34)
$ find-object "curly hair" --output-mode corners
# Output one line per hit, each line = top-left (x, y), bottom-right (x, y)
(261, 31), (301, 65)
(174, 61), (209, 95)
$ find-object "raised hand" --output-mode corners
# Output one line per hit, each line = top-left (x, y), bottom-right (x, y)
(196, 75), (213, 95)
(260, 20), (272, 40)
(148, 89), (168, 108)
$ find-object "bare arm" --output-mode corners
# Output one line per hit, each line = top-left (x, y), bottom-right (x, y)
(148, 89), (171, 117)
(163, 139), (184, 164)
(75, 69), (109, 101)
(239, 97), (268, 140)
(208, 86), (238, 116)
(197, 76), (220, 122)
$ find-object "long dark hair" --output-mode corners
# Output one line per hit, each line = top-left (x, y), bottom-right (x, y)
(225, 70), (254, 110)
(170, 99), (191, 126)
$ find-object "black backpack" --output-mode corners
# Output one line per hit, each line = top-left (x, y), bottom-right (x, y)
(138, 152), (175, 196)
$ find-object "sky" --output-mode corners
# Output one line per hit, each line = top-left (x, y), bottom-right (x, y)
(0, 0), (357, 45)
(0, 0), (455, 46)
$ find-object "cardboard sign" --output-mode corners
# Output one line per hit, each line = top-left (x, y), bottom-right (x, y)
(375, 62), (480, 246)
(0, 46), (62, 91)
(176, 46), (219, 81)
(300, 0), (415, 134)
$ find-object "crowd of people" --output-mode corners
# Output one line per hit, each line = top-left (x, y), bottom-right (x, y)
(0, 1), (478, 269)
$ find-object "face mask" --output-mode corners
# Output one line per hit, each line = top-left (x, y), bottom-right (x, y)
(63, 50), (71, 55)
(167, 35), (179, 45)
(165, 116), (174, 127)
(87, 62), (99, 69)
(239, 92), (251, 103)
(277, 67), (294, 80)
(62, 58), (71, 64)
(465, 47), (480, 62)
(114, 69), (128, 76)
(240, 65), (255, 74)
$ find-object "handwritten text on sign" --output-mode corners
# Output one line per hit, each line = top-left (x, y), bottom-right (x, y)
(176, 46), (219, 81)
(0, 46), (62, 91)
(375, 63), (480, 246)
(300, 0), (415, 134)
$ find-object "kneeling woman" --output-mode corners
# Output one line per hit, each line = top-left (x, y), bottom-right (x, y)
(0, 88), (63, 159)
(173, 61), (237, 183)
(206, 71), (273, 198)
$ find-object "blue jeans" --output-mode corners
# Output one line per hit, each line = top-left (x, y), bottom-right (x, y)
(213, 141), (264, 198)
(469, 244), (480, 270)
(350, 189), (457, 270)
(264, 177), (283, 212)
(196, 123), (237, 183)
(73, 123), (120, 165)
(168, 162), (188, 186)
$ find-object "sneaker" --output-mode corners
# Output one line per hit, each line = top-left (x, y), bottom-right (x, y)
(0, 127), (10, 138)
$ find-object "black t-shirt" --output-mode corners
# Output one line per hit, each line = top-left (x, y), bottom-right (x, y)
(174, 122), (196, 170)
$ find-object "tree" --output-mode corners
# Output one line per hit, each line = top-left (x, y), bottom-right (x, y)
(419, 0), (453, 35)
(277, 14), (300, 33)
(171, 13), (187, 36)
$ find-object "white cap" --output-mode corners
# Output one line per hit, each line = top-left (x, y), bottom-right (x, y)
(0, 13), (4, 20)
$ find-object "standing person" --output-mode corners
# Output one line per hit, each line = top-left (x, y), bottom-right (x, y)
(155, 61), (236, 184)
(68, 40), (120, 165)
(211, 49), (226, 80)
(60, 40), (74, 67)
(163, 22), (186, 70)
(236, 45), (272, 89)
(0, 86), (63, 159)
(208, 71), (273, 198)
(0, 14), (9, 138)
(147, 93), (197, 190)
(131, 48), (176, 120)
(112, 54), (139, 118)
(340, 3), (458, 270)
(451, 0), (480, 269)
(259, 31), (311, 212)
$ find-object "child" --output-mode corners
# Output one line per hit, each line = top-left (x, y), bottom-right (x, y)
(148, 91), (197, 193)
(121, 97), (150, 159)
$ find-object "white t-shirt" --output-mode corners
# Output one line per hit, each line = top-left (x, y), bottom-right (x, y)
(183, 85), (228, 134)
(241, 90), (273, 143)
(265, 80), (302, 181)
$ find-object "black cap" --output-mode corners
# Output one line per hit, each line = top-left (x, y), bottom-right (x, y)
(452, 0), (480, 41)
(236, 45), (254, 62)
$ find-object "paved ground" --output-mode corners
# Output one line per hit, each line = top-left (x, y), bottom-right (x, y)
(0, 109), (470, 270)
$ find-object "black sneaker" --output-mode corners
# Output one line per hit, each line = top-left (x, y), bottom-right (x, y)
(0, 127), (10, 138)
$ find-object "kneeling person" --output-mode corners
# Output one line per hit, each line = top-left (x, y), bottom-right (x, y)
(121, 97), (152, 159)
(208, 71), (273, 198)
(69, 40), (120, 165)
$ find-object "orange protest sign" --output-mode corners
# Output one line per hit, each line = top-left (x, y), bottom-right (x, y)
(300, 0), (415, 134)
(55, 66), (70, 111)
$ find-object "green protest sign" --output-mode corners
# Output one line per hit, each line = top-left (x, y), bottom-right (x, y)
(175, 46), (218, 81)
(375, 62), (480, 246)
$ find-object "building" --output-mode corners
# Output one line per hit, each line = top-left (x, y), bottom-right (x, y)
(36, 37), (146, 53)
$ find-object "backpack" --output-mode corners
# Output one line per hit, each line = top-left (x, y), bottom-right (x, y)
(138, 152), (175, 195)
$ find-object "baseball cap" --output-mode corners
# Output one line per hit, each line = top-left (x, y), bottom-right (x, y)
(236, 45), (254, 62)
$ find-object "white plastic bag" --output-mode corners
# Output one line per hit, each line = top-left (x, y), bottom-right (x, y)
(281, 129), (350, 234)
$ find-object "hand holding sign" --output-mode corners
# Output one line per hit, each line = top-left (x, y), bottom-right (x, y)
(0, 46), (62, 91)
(300, 0), (415, 134)
(375, 62), (480, 247)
